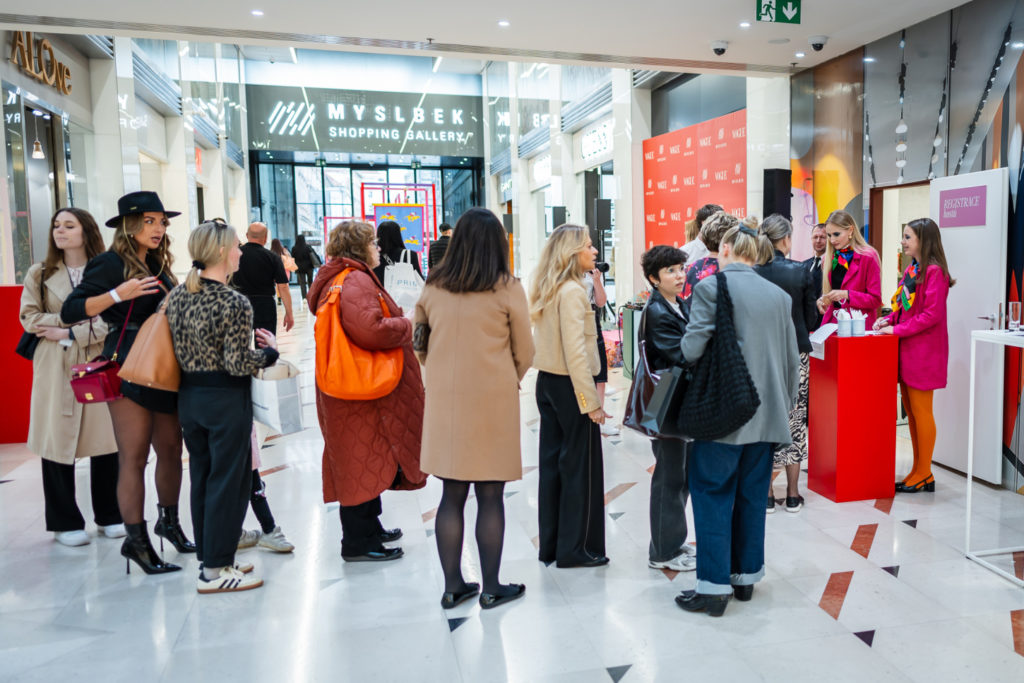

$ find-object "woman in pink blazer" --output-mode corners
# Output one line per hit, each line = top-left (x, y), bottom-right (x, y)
(874, 218), (954, 493)
(815, 210), (882, 327)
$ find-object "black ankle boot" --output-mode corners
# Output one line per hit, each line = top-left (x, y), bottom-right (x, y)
(121, 522), (182, 575)
(153, 504), (196, 553)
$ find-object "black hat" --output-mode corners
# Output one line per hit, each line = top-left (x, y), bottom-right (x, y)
(105, 191), (181, 227)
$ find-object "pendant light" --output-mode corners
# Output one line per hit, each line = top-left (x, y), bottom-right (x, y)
(31, 110), (44, 160)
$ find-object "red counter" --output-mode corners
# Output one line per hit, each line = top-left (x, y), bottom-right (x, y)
(1, 285), (31, 443)
(808, 334), (898, 502)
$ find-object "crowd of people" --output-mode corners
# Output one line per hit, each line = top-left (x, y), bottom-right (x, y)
(18, 192), (953, 613)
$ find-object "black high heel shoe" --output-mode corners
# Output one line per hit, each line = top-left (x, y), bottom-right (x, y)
(895, 476), (935, 493)
(121, 522), (182, 575)
(153, 504), (197, 553)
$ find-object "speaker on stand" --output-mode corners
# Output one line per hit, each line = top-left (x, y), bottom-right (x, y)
(763, 169), (793, 219)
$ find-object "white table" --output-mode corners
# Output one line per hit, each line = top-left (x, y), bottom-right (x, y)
(966, 329), (1024, 587)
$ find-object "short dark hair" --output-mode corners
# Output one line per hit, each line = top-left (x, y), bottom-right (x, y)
(439, 223), (453, 234)
(426, 208), (511, 293)
(641, 245), (687, 285)
(696, 203), (724, 229)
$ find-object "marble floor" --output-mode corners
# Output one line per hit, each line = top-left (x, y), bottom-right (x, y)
(2, 295), (1024, 682)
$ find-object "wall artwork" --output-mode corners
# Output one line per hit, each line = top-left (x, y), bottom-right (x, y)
(374, 203), (426, 252)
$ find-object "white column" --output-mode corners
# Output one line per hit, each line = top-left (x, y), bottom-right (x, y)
(614, 70), (650, 305)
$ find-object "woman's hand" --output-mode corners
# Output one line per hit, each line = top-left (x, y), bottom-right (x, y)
(35, 325), (69, 341)
(255, 328), (278, 350)
(816, 297), (829, 315)
(876, 324), (894, 335)
(117, 277), (161, 301)
(872, 318), (887, 331)
(588, 407), (609, 424)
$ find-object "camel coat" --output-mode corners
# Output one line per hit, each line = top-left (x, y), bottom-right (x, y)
(414, 279), (534, 481)
(20, 263), (117, 464)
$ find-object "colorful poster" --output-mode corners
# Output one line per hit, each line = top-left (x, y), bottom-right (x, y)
(374, 203), (426, 252)
(642, 109), (747, 249)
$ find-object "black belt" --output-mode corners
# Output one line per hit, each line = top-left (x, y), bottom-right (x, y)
(181, 371), (250, 388)
(112, 323), (140, 333)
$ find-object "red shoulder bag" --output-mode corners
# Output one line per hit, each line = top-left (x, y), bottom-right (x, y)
(70, 300), (135, 404)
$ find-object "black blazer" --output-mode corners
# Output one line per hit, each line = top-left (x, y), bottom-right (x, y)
(756, 250), (817, 353)
(428, 235), (450, 270)
(642, 289), (688, 372)
(803, 254), (824, 329)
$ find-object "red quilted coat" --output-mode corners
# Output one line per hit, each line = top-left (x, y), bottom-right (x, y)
(307, 257), (426, 506)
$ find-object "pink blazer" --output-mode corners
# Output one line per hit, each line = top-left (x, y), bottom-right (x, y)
(883, 264), (950, 391)
(821, 248), (882, 327)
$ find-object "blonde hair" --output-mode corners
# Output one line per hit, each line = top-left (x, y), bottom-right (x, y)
(327, 221), (375, 263)
(110, 213), (177, 285)
(684, 219), (699, 243)
(185, 221), (239, 293)
(529, 223), (590, 323)
(699, 211), (739, 253)
(721, 225), (772, 264)
(821, 210), (876, 296)
(758, 214), (794, 264)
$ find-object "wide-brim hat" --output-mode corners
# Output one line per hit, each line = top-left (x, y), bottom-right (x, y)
(105, 191), (181, 227)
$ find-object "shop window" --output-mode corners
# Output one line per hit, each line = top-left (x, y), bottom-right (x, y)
(295, 166), (325, 241)
(256, 163), (295, 245)
(3, 88), (30, 283)
(442, 168), (475, 225)
(352, 169), (387, 220)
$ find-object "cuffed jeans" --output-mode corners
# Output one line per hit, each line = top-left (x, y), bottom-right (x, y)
(689, 440), (772, 595)
(649, 438), (689, 562)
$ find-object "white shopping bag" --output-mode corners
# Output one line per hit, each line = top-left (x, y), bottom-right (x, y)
(251, 359), (304, 435)
(383, 250), (424, 315)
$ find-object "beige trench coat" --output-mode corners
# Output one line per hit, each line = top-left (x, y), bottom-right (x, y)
(414, 279), (534, 482)
(20, 263), (117, 464)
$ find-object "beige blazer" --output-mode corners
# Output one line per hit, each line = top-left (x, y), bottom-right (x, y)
(532, 279), (600, 413)
(20, 262), (117, 464)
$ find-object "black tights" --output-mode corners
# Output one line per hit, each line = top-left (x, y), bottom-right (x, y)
(435, 479), (515, 595)
(108, 398), (183, 525)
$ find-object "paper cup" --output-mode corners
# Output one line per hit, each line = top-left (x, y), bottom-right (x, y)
(852, 318), (866, 336)
(837, 319), (853, 337)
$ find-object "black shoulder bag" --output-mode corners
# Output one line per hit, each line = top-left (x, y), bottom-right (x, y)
(677, 272), (760, 441)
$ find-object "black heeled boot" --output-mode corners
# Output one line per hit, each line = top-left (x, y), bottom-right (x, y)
(121, 522), (182, 575)
(153, 504), (197, 553)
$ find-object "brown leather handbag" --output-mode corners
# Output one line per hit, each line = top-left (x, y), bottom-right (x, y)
(118, 298), (180, 392)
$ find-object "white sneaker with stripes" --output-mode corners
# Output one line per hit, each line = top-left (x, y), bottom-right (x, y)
(197, 566), (263, 594)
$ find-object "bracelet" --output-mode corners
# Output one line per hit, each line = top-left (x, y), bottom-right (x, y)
(109, 288), (122, 304)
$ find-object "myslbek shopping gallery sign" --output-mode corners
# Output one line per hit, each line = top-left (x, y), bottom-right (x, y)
(246, 85), (483, 157)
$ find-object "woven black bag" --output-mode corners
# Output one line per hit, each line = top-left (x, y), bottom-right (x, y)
(677, 272), (760, 440)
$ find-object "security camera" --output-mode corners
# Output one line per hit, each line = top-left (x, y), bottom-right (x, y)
(809, 35), (828, 52)
(711, 40), (729, 57)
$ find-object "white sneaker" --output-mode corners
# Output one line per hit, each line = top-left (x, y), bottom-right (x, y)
(600, 423), (621, 437)
(98, 524), (126, 539)
(237, 529), (260, 549)
(54, 530), (90, 547)
(234, 560), (254, 574)
(649, 554), (696, 572)
(197, 566), (263, 594)
(258, 526), (295, 553)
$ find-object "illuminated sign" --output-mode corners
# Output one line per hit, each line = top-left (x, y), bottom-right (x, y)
(580, 118), (614, 163)
(8, 31), (72, 95)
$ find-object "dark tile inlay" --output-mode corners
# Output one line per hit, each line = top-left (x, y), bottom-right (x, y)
(854, 630), (875, 647)
(448, 617), (470, 632)
(902, 519), (918, 528)
(607, 665), (632, 682)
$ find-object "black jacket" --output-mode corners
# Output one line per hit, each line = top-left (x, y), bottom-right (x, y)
(428, 235), (450, 270)
(756, 250), (818, 353)
(642, 289), (688, 372)
(803, 254), (824, 329)
(292, 241), (315, 271)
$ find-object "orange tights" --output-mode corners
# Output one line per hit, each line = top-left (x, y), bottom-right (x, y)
(900, 383), (935, 484)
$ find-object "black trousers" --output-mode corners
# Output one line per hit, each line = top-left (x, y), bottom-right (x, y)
(41, 453), (121, 531)
(297, 269), (314, 300)
(249, 470), (276, 534)
(339, 496), (385, 556)
(535, 371), (605, 564)
(179, 375), (253, 568)
(649, 438), (690, 562)
(247, 295), (277, 336)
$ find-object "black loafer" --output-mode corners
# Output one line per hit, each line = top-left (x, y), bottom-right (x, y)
(675, 590), (729, 617)
(379, 528), (403, 543)
(733, 585), (754, 601)
(441, 582), (480, 609)
(556, 555), (610, 568)
(479, 584), (526, 610)
(341, 547), (404, 562)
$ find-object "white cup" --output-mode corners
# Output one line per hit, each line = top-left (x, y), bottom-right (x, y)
(837, 319), (853, 337)
(852, 318), (866, 336)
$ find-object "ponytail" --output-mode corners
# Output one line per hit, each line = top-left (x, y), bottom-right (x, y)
(185, 259), (205, 293)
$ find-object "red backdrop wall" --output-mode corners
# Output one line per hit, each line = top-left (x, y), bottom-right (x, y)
(642, 109), (747, 249)
(1, 285), (32, 443)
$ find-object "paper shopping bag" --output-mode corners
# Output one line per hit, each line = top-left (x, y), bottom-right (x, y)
(251, 360), (304, 435)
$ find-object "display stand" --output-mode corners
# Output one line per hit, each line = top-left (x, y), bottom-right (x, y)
(965, 329), (1024, 587)
(1, 285), (32, 443)
(808, 334), (899, 502)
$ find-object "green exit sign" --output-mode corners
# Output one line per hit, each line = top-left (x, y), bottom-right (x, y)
(757, 0), (801, 24)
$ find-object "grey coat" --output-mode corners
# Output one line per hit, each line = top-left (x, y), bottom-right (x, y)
(681, 263), (800, 445)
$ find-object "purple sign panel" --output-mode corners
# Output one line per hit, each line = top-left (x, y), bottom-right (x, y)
(938, 185), (987, 227)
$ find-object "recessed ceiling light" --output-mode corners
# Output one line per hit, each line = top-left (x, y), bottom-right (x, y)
(863, 56), (876, 63)
(740, 21), (751, 29)
(498, 20), (510, 28)
(1013, 42), (1024, 49)
(251, 9), (264, 16)
(768, 38), (790, 45)
(795, 52), (806, 58)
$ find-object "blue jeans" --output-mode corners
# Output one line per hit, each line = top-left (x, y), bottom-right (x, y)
(688, 441), (773, 595)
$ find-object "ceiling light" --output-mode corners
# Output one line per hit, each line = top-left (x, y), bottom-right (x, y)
(32, 140), (44, 159)
(432, 56), (443, 73)
(896, 142), (907, 153)
(251, 9), (264, 16)
(1013, 42), (1024, 49)
(933, 135), (943, 147)
(863, 56), (876, 63)
(498, 20), (510, 28)
(795, 52), (805, 58)
(740, 21), (751, 28)
(895, 119), (908, 134)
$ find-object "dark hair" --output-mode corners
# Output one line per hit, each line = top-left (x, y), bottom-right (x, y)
(270, 238), (285, 256)
(906, 218), (956, 287)
(427, 208), (511, 293)
(44, 207), (106, 280)
(294, 235), (307, 248)
(439, 222), (453, 234)
(641, 245), (687, 285)
(376, 220), (405, 256)
(696, 203), (724, 229)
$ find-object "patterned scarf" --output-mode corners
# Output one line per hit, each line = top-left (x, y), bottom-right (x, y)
(832, 248), (855, 271)
(891, 259), (920, 311)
